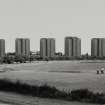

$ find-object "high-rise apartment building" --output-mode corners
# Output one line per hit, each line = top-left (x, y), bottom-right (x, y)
(0, 39), (5, 57)
(91, 38), (105, 57)
(40, 38), (55, 58)
(40, 38), (47, 58)
(15, 38), (30, 56)
(65, 37), (81, 57)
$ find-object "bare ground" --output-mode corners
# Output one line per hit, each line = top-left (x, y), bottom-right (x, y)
(0, 92), (98, 105)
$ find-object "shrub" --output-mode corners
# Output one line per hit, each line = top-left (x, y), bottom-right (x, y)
(0, 79), (105, 104)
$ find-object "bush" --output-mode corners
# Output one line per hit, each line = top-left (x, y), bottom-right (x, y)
(0, 79), (105, 104)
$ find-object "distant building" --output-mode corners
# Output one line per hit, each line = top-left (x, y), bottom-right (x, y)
(40, 38), (55, 58)
(0, 39), (5, 57)
(40, 38), (47, 58)
(91, 38), (105, 57)
(65, 37), (81, 57)
(15, 38), (30, 56)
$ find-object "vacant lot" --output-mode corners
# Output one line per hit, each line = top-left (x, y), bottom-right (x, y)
(0, 61), (104, 105)
(0, 60), (105, 93)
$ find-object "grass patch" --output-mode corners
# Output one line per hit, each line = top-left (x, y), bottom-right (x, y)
(0, 79), (104, 104)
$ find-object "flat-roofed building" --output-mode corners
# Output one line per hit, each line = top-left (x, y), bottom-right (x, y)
(40, 38), (55, 58)
(0, 39), (5, 57)
(91, 38), (105, 57)
(15, 38), (30, 56)
(40, 38), (47, 58)
(102, 39), (105, 57)
(25, 38), (30, 55)
(65, 37), (81, 57)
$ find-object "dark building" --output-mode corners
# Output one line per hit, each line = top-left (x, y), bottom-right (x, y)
(15, 38), (30, 56)
(91, 38), (105, 57)
(65, 37), (81, 57)
(40, 38), (55, 58)
(0, 39), (5, 57)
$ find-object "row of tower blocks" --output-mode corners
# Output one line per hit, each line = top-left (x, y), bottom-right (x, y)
(0, 37), (105, 58)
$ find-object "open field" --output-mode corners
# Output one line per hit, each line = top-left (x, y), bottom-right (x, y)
(0, 61), (105, 92)
(0, 60), (105, 104)
(0, 103), (9, 105)
(0, 92), (98, 105)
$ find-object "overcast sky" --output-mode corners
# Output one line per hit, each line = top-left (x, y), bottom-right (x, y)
(0, 0), (105, 54)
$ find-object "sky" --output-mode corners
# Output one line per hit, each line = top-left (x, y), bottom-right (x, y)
(0, 0), (105, 54)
